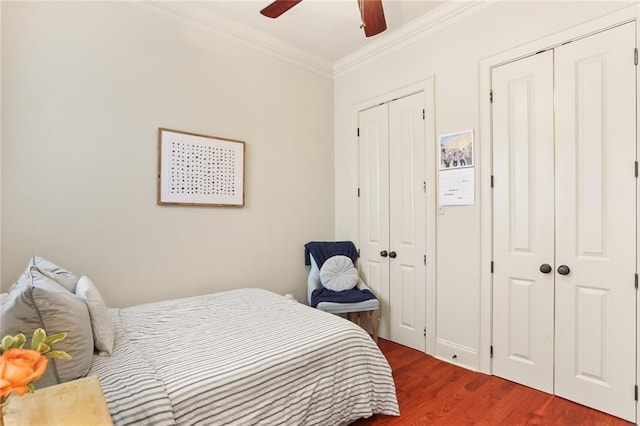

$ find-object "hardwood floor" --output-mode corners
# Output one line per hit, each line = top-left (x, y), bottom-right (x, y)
(354, 339), (633, 425)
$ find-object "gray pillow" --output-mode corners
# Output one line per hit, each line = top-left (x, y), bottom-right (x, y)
(75, 276), (114, 356)
(1, 267), (94, 388)
(30, 255), (80, 293)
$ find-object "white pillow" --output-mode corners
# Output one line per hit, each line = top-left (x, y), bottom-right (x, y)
(75, 276), (114, 356)
(319, 255), (359, 292)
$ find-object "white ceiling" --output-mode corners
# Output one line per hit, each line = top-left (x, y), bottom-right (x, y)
(149, 0), (486, 75)
(195, 1), (446, 62)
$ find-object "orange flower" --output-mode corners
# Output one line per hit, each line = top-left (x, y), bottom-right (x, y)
(0, 348), (48, 398)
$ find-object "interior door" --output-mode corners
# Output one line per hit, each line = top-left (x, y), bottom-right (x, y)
(492, 50), (556, 393)
(554, 23), (636, 422)
(493, 22), (637, 421)
(358, 103), (391, 339)
(388, 93), (427, 351)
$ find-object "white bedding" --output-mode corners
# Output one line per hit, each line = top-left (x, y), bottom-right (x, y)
(90, 288), (399, 425)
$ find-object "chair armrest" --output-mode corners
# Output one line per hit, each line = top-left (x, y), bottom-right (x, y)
(307, 258), (323, 304)
(356, 278), (375, 294)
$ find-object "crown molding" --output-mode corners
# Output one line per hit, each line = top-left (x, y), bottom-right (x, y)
(139, 1), (334, 79)
(334, 0), (494, 77)
(137, 1), (492, 80)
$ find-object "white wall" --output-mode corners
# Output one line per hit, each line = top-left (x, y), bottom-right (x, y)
(334, 1), (631, 370)
(1, 2), (334, 307)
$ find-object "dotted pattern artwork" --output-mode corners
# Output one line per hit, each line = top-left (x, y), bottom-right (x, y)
(168, 140), (237, 197)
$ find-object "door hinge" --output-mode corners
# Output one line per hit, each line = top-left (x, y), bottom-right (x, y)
(423, 327), (426, 337)
(357, 127), (360, 137)
(490, 345), (494, 358)
(422, 108), (425, 120)
(489, 90), (493, 103)
(635, 385), (638, 401)
(424, 254), (426, 265)
(635, 161), (638, 178)
(635, 273), (638, 290)
(491, 175), (494, 188)
(423, 181), (426, 193)
(634, 48), (638, 66)
(491, 261), (494, 274)
(357, 188), (360, 197)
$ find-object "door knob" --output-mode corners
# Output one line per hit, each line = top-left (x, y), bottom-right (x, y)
(380, 250), (388, 257)
(389, 251), (397, 259)
(557, 265), (571, 275)
(539, 264), (552, 274)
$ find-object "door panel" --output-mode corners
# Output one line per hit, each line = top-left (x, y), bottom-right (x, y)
(554, 23), (636, 422)
(358, 104), (390, 338)
(492, 50), (555, 393)
(389, 92), (426, 351)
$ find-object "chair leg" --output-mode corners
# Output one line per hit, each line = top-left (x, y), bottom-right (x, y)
(372, 310), (379, 344)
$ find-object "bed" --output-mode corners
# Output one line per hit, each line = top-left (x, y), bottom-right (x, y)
(1, 257), (399, 425)
(89, 288), (399, 425)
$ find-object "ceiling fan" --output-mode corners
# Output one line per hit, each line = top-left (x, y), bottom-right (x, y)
(259, 0), (387, 38)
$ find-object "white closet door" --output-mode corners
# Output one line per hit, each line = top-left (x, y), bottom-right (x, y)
(492, 50), (555, 393)
(554, 23), (636, 422)
(358, 103), (391, 338)
(388, 92), (426, 351)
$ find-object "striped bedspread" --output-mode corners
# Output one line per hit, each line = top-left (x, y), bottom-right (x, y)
(91, 288), (399, 425)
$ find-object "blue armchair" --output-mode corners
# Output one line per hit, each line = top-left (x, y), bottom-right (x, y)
(305, 241), (379, 342)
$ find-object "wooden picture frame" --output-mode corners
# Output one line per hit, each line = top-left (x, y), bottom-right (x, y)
(158, 128), (245, 207)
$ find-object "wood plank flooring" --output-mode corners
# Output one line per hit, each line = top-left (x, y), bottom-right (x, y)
(354, 339), (633, 425)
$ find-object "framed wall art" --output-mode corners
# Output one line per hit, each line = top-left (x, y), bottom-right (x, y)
(158, 128), (245, 207)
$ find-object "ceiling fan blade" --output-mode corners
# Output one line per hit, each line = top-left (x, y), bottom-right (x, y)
(358, 0), (387, 37)
(260, 0), (303, 18)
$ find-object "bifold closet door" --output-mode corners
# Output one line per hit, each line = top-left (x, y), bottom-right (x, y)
(358, 92), (426, 350)
(358, 103), (391, 338)
(492, 22), (637, 422)
(388, 93), (426, 351)
(553, 22), (636, 422)
(492, 50), (555, 394)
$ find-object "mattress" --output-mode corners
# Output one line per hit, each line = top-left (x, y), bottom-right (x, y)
(89, 288), (399, 425)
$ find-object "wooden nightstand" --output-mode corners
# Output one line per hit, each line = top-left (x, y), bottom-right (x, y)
(1, 375), (112, 426)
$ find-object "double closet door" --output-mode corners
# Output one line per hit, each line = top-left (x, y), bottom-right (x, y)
(492, 23), (637, 422)
(357, 92), (426, 351)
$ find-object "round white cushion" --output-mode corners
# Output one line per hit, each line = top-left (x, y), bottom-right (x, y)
(319, 255), (359, 292)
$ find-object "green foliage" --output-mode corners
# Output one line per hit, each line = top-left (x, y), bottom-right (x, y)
(1, 333), (26, 351)
(1, 328), (72, 360)
(46, 351), (72, 360)
(43, 332), (67, 347)
(12, 333), (26, 349)
(30, 328), (46, 351)
(35, 343), (51, 353)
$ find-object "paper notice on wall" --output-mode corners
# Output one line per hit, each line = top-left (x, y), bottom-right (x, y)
(438, 129), (475, 206)
(439, 167), (475, 206)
